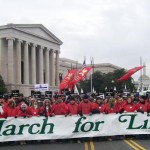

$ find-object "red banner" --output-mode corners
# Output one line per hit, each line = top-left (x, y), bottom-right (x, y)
(71, 66), (92, 85)
(59, 70), (77, 90)
(117, 66), (144, 82)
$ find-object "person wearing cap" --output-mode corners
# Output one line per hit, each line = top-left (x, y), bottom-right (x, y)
(135, 95), (149, 114)
(17, 103), (30, 118)
(51, 95), (68, 116)
(91, 97), (104, 114)
(78, 94), (92, 116)
(5, 98), (18, 117)
(40, 99), (52, 117)
(67, 96), (79, 116)
(28, 99), (40, 116)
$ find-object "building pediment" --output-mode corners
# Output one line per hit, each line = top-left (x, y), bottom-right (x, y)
(0, 24), (63, 45)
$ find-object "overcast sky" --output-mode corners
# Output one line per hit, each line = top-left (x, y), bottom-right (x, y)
(0, 0), (150, 80)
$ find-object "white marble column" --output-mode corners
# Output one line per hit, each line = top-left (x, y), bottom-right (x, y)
(7, 37), (14, 84)
(55, 50), (60, 86)
(16, 39), (22, 84)
(24, 41), (29, 84)
(39, 46), (44, 83)
(31, 44), (36, 84)
(50, 49), (55, 86)
(45, 48), (50, 84)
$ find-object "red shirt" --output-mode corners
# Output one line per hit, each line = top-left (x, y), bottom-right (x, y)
(28, 107), (40, 116)
(51, 102), (68, 115)
(102, 103), (115, 114)
(67, 103), (79, 115)
(17, 109), (30, 117)
(92, 103), (105, 113)
(39, 106), (51, 116)
(123, 103), (136, 112)
(78, 100), (92, 114)
(135, 101), (149, 112)
(6, 107), (18, 117)
(114, 102), (124, 113)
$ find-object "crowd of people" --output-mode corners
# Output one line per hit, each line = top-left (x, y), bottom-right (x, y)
(0, 93), (150, 118)
(0, 92), (150, 145)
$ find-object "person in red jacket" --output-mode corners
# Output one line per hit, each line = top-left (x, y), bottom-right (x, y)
(123, 96), (136, 112)
(28, 99), (40, 116)
(135, 95), (149, 113)
(40, 99), (52, 117)
(102, 98), (115, 114)
(51, 95), (68, 116)
(17, 103), (30, 118)
(6, 99), (18, 117)
(67, 96), (79, 116)
(78, 94), (92, 116)
(91, 97), (104, 114)
(114, 97), (124, 113)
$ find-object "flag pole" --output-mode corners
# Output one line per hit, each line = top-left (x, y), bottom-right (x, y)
(91, 57), (93, 93)
(140, 56), (143, 92)
(76, 60), (78, 76)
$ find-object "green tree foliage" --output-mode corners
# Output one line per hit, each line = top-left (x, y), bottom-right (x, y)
(80, 69), (135, 93)
(0, 75), (7, 93)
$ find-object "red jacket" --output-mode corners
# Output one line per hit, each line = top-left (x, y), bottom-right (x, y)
(78, 100), (92, 114)
(28, 107), (40, 116)
(135, 101), (149, 112)
(6, 107), (18, 117)
(102, 103), (115, 114)
(67, 103), (79, 115)
(92, 103), (105, 113)
(17, 109), (30, 117)
(39, 106), (51, 116)
(123, 103), (136, 112)
(114, 102), (124, 113)
(51, 102), (68, 115)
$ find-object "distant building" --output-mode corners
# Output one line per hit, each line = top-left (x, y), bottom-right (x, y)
(91, 63), (122, 74)
(59, 58), (123, 80)
(137, 64), (150, 90)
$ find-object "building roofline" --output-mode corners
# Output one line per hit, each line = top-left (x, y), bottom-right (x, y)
(0, 23), (63, 45)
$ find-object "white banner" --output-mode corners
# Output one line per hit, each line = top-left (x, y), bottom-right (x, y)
(34, 84), (48, 91)
(0, 113), (150, 142)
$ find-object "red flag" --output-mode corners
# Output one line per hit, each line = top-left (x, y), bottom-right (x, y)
(59, 70), (77, 90)
(117, 66), (144, 82)
(71, 66), (92, 85)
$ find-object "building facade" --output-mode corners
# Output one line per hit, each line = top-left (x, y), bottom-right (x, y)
(59, 58), (122, 79)
(137, 64), (150, 90)
(0, 24), (62, 96)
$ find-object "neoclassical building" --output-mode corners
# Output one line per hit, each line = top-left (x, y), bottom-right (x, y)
(0, 24), (62, 96)
(59, 58), (122, 79)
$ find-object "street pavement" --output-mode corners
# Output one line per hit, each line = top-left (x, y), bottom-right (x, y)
(0, 139), (150, 150)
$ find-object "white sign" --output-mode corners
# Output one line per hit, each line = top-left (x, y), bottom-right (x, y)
(0, 113), (150, 142)
(34, 84), (48, 91)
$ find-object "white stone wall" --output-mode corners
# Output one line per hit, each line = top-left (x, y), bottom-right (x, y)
(0, 24), (62, 96)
